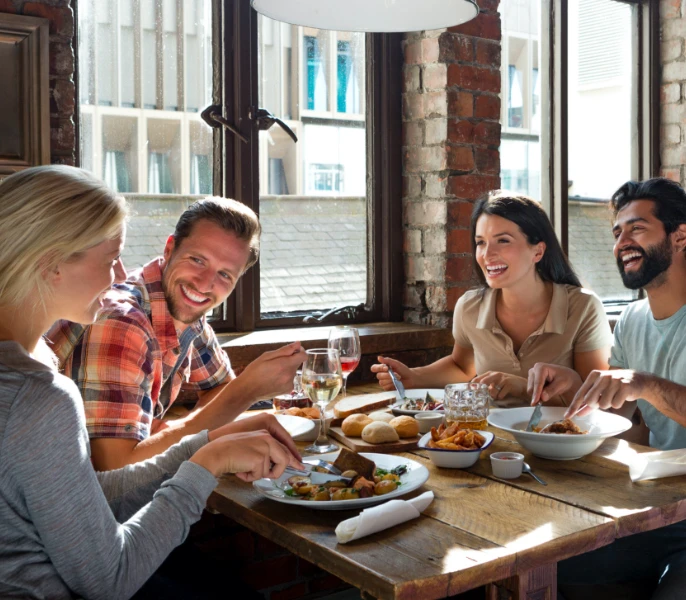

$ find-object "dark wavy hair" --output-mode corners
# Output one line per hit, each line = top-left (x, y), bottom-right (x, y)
(611, 177), (686, 235)
(470, 190), (582, 287)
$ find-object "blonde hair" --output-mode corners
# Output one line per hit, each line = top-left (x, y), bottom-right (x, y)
(0, 165), (128, 309)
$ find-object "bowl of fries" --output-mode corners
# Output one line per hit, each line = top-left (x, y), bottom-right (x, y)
(418, 424), (494, 468)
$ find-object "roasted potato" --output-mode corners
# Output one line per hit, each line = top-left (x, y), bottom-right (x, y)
(374, 480), (398, 495)
(331, 488), (361, 501)
(309, 487), (331, 501)
(292, 480), (314, 495)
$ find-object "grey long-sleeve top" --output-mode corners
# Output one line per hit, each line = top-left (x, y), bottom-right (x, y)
(0, 341), (218, 599)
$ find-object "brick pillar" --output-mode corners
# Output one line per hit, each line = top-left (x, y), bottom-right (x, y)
(402, 0), (501, 329)
(0, 0), (76, 166)
(660, 0), (686, 185)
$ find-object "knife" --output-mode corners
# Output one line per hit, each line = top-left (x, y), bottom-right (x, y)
(387, 368), (406, 402)
(525, 404), (543, 432)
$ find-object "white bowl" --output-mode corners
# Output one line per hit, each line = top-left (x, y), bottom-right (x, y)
(490, 452), (524, 479)
(487, 407), (632, 460)
(418, 430), (494, 468)
(414, 411), (445, 434)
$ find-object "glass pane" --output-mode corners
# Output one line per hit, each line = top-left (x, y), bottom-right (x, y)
(258, 18), (368, 315)
(500, 0), (541, 200)
(567, 0), (636, 301)
(78, 0), (214, 271)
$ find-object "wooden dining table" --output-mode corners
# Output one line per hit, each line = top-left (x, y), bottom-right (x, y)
(207, 384), (686, 599)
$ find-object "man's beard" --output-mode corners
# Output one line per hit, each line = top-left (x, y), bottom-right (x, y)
(617, 236), (673, 290)
(162, 273), (212, 324)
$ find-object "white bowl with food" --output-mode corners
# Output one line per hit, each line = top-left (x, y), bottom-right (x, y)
(487, 407), (632, 460)
(418, 430), (494, 468)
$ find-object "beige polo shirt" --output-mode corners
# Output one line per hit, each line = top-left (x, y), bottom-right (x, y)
(452, 284), (612, 379)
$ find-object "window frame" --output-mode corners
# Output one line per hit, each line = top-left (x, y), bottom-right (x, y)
(212, 0), (403, 332)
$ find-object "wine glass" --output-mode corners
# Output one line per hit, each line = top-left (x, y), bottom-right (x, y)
(327, 326), (361, 398)
(302, 348), (342, 454)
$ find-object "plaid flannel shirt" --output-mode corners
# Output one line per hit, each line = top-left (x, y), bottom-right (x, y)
(48, 258), (234, 441)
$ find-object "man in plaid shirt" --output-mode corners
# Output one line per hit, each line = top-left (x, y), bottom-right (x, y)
(49, 197), (306, 470)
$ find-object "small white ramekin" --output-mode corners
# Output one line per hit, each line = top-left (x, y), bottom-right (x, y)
(414, 411), (445, 434)
(490, 452), (524, 479)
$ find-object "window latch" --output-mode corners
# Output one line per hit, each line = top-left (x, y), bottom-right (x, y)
(303, 303), (364, 324)
(250, 108), (298, 143)
(200, 105), (249, 144)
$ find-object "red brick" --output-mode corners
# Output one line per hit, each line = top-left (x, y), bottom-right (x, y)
(447, 64), (500, 93)
(405, 40), (422, 65)
(661, 167), (682, 183)
(448, 12), (501, 41)
(441, 34), (473, 62)
(50, 118), (75, 153)
(0, 0), (16, 13)
(448, 200), (475, 228)
(242, 556), (298, 590)
(271, 583), (308, 600)
(422, 37), (440, 63)
(475, 39), (501, 66)
(473, 121), (501, 146)
(49, 41), (75, 77)
(474, 94), (500, 119)
(447, 145), (475, 171)
(448, 91), (474, 118)
(447, 285), (471, 310)
(446, 256), (473, 282)
(309, 574), (348, 593)
(448, 174), (500, 199)
(447, 229), (472, 254)
(52, 79), (75, 115)
(475, 147), (500, 174)
(448, 119), (475, 144)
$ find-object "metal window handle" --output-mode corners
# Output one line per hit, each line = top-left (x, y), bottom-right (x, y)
(251, 108), (298, 143)
(200, 105), (249, 144)
(302, 303), (363, 324)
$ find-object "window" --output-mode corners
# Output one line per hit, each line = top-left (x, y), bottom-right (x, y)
(499, 0), (659, 303)
(77, 1), (402, 330)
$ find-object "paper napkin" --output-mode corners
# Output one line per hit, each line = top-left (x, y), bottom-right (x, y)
(629, 448), (686, 482)
(335, 491), (434, 544)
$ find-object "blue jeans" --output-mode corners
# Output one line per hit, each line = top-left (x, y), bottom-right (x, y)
(558, 521), (686, 600)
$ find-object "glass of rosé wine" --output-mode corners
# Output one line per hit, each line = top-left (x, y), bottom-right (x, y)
(327, 326), (361, 398)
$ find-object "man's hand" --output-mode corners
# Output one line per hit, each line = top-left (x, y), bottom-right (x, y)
(472, 371), (527, 401)
(527, 363), (583, 406)
(371, 356), (416, 391)
(565, 369), (648, 418)
(191, 430), (303, 481)
(235, 342), (307, 401)
(210, 412), (302, 462)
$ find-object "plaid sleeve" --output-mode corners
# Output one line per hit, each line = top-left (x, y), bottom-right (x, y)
(63, 313), (159, 442)
(185, 322), (234, 391)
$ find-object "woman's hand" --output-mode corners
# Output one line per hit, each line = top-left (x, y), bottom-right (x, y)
(210, 412), (302, 462)
(472, 371), (528, 402)
(191, 430), (303, 482)
(371, 356), (416, 391)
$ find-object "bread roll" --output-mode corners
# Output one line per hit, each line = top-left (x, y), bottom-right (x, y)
(368, 410), (394, 423)
(301, 407), (321, 420)
(389, 415), (420, 438)
(341, 414), (373, 437)
(361, 421), (399, 444)
(286, 407), (305, 417)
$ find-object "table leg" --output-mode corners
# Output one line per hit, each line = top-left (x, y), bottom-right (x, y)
(486, 562), (556, 600)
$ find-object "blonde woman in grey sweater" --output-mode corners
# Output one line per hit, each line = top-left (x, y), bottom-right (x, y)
(0, 166), (301, 599)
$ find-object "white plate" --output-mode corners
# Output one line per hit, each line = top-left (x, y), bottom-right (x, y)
(391, 389), (445, 416)
(487, 407), (632, 460)
(253, 452), (430, 510)
(236, 412), (316, 442)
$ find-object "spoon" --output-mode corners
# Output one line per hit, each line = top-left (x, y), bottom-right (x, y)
(522, 462), (547, 486)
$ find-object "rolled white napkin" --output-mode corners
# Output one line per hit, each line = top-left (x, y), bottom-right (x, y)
(629, 448), (686, 482)
(335, 491), (434, 544)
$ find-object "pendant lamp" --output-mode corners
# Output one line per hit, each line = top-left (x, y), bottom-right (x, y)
(250, 0), (480, 33)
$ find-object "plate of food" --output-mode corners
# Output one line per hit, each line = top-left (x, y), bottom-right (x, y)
(391, 389), (444, 416)
(253, 448), (430, 510)
(487, 406), (632, 460)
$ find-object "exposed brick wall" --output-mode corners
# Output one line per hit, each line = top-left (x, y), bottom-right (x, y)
(660, 0), (686, 184)
(0, 0), (76, 166)
(402, 0), (501, 330)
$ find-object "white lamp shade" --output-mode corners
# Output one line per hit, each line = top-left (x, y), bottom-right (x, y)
(250, 0), (479, 33)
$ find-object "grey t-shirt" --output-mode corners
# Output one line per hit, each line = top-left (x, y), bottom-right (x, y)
(610, 299), (686, 450)
(0, 341), (218, 599)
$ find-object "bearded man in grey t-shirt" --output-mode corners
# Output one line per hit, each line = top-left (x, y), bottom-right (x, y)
(529, 177), (686, 600)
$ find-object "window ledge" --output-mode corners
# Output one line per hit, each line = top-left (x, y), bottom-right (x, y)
(217, 322), (454, 372)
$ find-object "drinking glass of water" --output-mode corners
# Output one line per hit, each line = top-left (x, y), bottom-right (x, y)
(302, 348), (342, 454)
(327, 326), (360, 398)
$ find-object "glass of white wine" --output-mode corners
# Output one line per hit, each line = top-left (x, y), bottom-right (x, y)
(302, 348), (342, 454)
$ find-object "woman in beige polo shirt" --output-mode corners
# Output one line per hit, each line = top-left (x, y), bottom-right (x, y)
(373, 191), (612, 406)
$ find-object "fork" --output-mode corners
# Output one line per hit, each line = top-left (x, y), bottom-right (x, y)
(285, 459), (342, 477)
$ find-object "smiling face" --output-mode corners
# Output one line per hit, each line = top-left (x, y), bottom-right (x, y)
(474, 214), (545, 289)
(613, 199), (675, 290)
(52, 228), (127, 324)
(161, 219), (252, 327)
